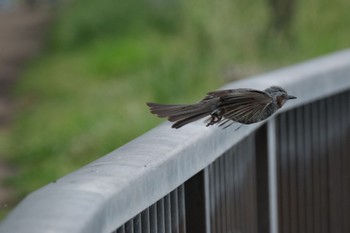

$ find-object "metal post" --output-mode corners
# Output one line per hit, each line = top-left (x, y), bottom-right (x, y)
(268, 119), (279, 233)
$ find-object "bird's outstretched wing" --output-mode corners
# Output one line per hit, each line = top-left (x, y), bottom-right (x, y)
(205, 89), (273, 125)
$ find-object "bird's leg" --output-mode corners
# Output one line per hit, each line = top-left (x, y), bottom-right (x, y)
(206, 112), (222, 127)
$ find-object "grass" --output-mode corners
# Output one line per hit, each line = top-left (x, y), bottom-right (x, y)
(1, 0), (350, 218)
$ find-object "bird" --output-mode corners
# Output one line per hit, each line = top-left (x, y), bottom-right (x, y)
(147, 86), (296, 129)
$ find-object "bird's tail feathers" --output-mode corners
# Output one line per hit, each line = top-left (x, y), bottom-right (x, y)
(146, 102), (212, 128)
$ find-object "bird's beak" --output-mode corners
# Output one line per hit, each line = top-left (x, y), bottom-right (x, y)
(287, 95), (297, 100)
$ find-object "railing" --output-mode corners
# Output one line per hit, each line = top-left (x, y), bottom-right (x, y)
(1, 50), (350, 233)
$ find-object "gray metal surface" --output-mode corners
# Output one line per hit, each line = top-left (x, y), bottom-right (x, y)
(1, 49), (350, 233)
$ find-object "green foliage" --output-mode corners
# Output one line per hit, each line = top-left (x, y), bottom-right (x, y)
(2, 0), (350, 218)
(51, 0), (183, 49)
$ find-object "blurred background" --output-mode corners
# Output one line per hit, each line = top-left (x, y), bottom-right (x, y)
(0, 0), (349, 219)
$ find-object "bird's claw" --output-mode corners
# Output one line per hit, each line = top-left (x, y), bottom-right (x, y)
(206, 114), (222, 127)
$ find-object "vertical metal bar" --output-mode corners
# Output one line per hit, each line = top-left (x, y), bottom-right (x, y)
(134, 214), (142, 233)
(345, 91), (350, 233)
(230, 147), (238, 233)
(277, 113), (290, 233)
(237, 144), (245, 233)
(303, 104), (314, 233)
(209, 163), (216, 233)
(150, 203), (158, 233)
(171, 189), (179, 233)
(251, 134), (258, 233)
(183, 168), (210, 233)
(334, 93), (344, 233)
(267, 118), (279, 233)
(247, 135), (258, 233)
(214, 159), (222, 233)
(157, 198), (165, 233)
(233, 145), (241, 232)
(203, 167), (211, 233)
(240, 141), (247, 233)
(141, 208), (150, 233)
(255, 124), (270, 233)
(287, 109), (298, 233)
(219, 155), (227, 233)
(177, 185), (186, 233)
(318, 99), (329, 233)
(311, 101), (321, 233)
(327, 95), (342, 233)
(335, 93), (344, 233)
(164, 195), (172, 233)
(224, 148), (233, 233)
(340, 92), (349, 233)
(117, 225), (126, 233)
(296, 106), (306, 233)
(125, 220), (133, 233)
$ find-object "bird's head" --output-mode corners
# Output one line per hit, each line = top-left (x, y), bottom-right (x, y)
(264, 86), (297, 108)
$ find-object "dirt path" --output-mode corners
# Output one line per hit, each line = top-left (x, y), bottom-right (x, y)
(0, 4), (51, 214)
